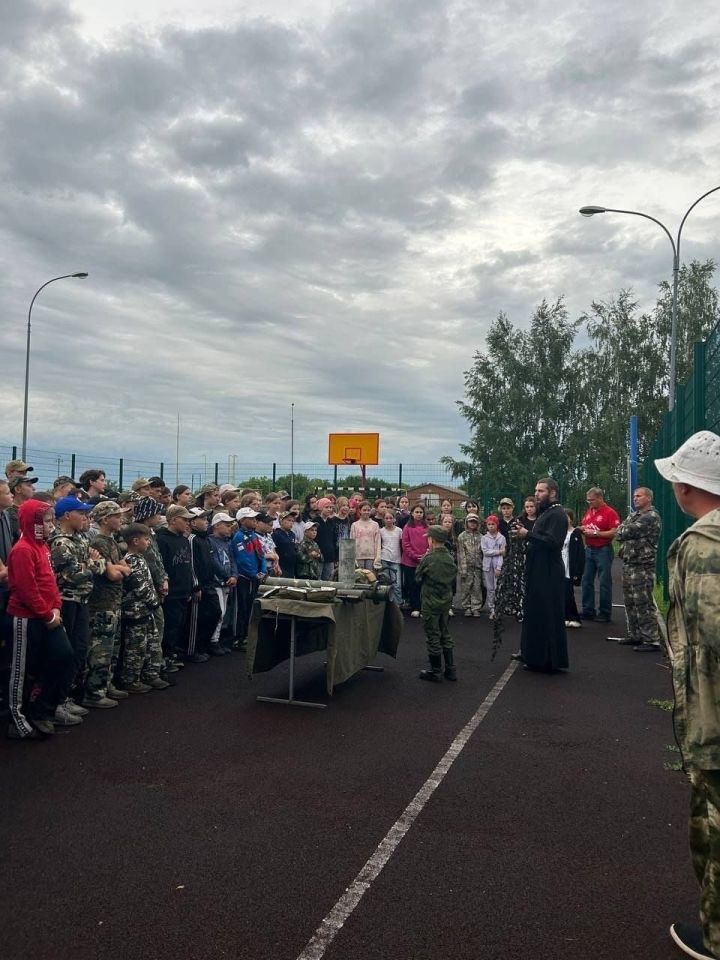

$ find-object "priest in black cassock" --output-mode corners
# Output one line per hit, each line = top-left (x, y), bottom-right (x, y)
(514, 477), (569, 672)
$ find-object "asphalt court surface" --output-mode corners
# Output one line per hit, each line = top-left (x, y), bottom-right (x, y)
(0, 581), (699, 960)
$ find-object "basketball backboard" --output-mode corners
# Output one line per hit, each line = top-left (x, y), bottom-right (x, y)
(328, 433), (380, 466)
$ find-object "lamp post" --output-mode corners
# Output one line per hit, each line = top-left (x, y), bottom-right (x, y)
(21, 272), (89, 459)
(290, 403), (295, 499)
(579, 186), (720, 411)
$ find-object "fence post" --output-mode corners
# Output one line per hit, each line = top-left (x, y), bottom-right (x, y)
(71, 453), (76, 478)
(398, 463), (403, 494)
(160, 462), (164, 480)
(674, 382), (686, 449)
(214, 462), (219, 484)
(694, 340), (706, 431)
(12, 446), (17, 459)
(118, 458), (124, 491)
(333, 465), (338, 494)
(272, 463), (277, 488)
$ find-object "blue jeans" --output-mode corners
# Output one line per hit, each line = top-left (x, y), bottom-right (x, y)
(381, 561), (402, 604)
(581, 545), (614, 619)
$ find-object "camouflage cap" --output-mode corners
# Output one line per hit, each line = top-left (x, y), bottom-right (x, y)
(499, 497), (514, 507)
(117, 490), (141, 505)
(5, 459), (34, 474)
(131, 477), (151, 491)
(197, 483), (219, 496)
(427, 524), (449, 543)
(91, 501), (126, 520)
(53, 475), (82, 489)
(166, 504), (194, 520)
(9, 476), (38, 491)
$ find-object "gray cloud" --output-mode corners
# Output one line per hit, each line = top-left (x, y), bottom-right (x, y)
(0, 0), (719, 479)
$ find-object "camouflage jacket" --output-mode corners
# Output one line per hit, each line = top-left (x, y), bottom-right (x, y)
(415, 548), (457, 613)
(667, 507), (720, 769)
(49, 530), (106, 602)
(456, 529), (483, 575)
(88, 532), (123, 612)
(616, 507), (661, 566)
(121, 553), (160, 622)
(296, 539), (322, 580)
(144, 534), (168, 590)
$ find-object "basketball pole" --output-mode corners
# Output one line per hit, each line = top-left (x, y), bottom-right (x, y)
(290, 402), (295, 499)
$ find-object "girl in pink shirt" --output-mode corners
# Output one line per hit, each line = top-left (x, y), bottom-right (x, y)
(350, 501), (381, 570)
(401, 504), (429, 616)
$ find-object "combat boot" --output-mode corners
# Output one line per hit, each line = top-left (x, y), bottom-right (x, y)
(443, 649), (457, 681)
(419, 654), (443, 682)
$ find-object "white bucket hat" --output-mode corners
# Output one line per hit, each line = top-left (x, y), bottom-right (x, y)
(655, 431), (720, 496)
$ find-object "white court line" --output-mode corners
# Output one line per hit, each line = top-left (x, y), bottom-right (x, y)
(296, 660), (519, 960)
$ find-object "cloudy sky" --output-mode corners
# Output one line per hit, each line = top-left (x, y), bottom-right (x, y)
(1, 0), (719, 473)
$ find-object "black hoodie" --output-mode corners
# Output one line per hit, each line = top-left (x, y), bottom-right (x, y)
(155, 526), (193, 598)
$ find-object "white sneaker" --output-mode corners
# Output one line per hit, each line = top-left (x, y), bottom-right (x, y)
(54, 703), (83, 726)
(567, 621), (582, 628)
(65, 699), (89, 717)
(448, 609), (455, 617)
(410, 610), (420, 618)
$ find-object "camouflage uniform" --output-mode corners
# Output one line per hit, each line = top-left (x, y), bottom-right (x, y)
(49, 530), (106, 693)
(143, 532), (168, 655)
(415, 548), (457, 655)
(120, 553), (161, 686)
(296, 539), (322, 580)
(616, 506), (662, 646)
(457, 527), (484, 615)
(86, 532), (123, 697)
(667, 507), (720, 955)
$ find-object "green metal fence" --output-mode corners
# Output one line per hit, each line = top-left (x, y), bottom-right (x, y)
(641, 320), (720, 587)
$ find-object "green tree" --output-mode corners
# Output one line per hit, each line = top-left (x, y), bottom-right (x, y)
(653, 259), (720, 385)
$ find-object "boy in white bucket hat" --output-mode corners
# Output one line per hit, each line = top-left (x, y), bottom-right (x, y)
(656, 431), (720, 960)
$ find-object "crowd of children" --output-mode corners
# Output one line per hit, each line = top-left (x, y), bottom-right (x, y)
(0, 456), (574, 736)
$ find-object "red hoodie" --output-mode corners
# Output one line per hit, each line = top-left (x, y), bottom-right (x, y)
(7, 499), (61, 622)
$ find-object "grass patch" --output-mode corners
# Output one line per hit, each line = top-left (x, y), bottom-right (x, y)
(654, 579), (669, 617)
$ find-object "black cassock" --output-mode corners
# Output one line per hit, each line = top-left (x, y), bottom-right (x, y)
(520, 502), (568, 671)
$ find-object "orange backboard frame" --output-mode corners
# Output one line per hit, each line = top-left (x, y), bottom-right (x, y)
(328, 433), (380, 466)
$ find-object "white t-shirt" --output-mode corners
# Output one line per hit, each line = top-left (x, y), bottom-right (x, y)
(380, 525), (402, 563)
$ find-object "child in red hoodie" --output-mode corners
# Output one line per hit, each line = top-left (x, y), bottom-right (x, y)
(6, 499), (74, 740)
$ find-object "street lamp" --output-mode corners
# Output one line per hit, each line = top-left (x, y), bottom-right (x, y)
(21, 272), (89, 459)
(579, 187), (720, 411)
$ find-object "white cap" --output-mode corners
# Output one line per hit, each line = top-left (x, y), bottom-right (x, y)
(236, 507), (259, 520)
(303, 520), (318, 530)
(211, 511), (235, 525)
(187, 507), (209, 519)
(655, 430), (720, 496)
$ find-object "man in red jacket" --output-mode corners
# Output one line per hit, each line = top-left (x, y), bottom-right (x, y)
(6, 499), (74, 740)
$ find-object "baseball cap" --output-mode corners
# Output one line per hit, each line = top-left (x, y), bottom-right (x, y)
(236, 507), (259, 520)
(134, 496), (163, 521)
(9, 476), (38, 492)
(316, 498), (333, 509)
(255, 512), (272, 524)
(53, 476), (82, 490)
(91, 501), (125, 520)
(166, 504), (194, 520)
(211, 512), (235, 525)
(466, 513), (480, 522)
(55, 496), (92, 517)
(197, 483), (219, 496)
(5, 459), (33, 474)
(303, 520), (318, 530)
(499, 497), (514, 507)
(148, 477), (164, 488)
(187, 507), (210, 519)
(132, 477), (151, 491)
(218, 484), (239, 496)
(655, 431), (720, 496)
(278, 511), (294, 521)
(427, 524), (448, 543)
(117, 491), (141, 504)
(276, 490), (291, 500)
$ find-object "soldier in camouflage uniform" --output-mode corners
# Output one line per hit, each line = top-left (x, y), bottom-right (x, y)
(134, 497), (170, 679)
(83, 501), (132, 708)
(119, 524), (166, 692)
(655, 431), (720, 960)
(415, 525), (458, 682)
(456, 514), (484, 617)
(296, 523), (322, 579)
(49, 497), (106, 714)
(614, 487), (662, 652)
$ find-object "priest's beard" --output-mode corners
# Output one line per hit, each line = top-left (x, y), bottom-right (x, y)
(536, 496), (553, 513)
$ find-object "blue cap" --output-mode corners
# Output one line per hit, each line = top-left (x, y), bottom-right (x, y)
(54, 496), (92, 518)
